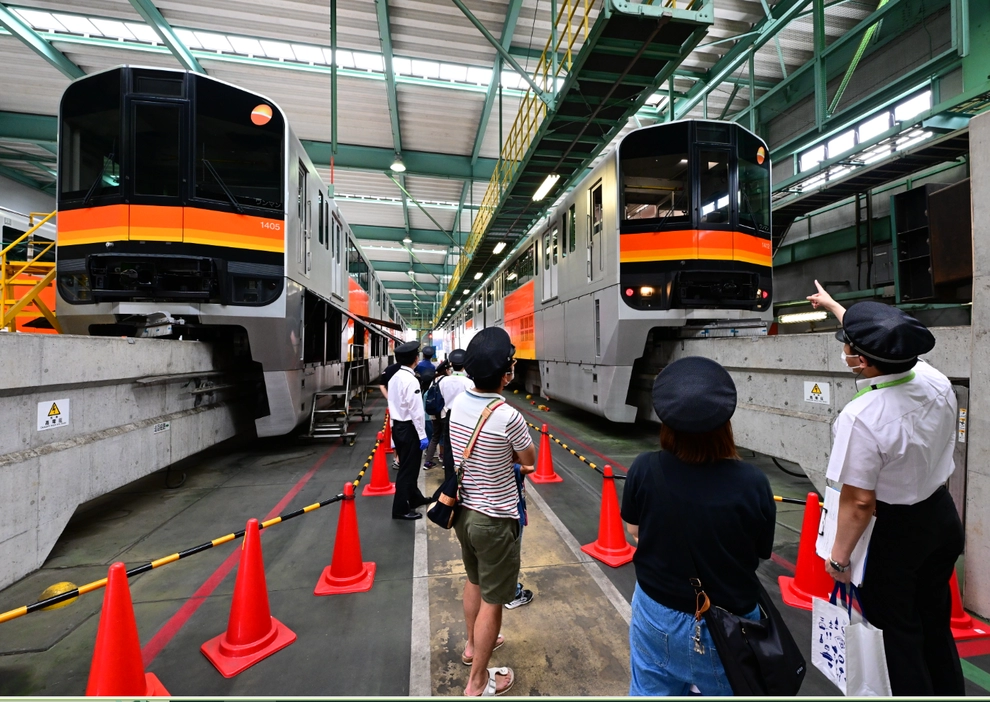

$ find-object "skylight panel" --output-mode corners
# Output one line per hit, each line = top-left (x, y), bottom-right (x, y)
(126, 23), (160, 43)
(858, 112), (890, 142)
(292, 44), (326, 63)
(329, 49), (356, 67)
(894, 90), (931, 123)
(225, 35), (261, 55)
(260, 40), (296, 61)
(439, 63), (467, 82)
(827, 130), (855, 159)
(466, 66), (490, 84)
(12, 9), (65, 32)
(174, 28), (202, 49)
(196, 32), (233, 52)
(799, 144), (825, 172)
(353, 52), (383, 71)
(500, 71), (521, 89)
(411, 59), (440, 79)
(90, 18), (135, 40)
(392, 56), (412, 75)
(52, 14), (101, 35)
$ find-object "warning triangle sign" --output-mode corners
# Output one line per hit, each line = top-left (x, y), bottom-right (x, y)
(47, 403), (60, 417)
(811, 384), (822, 395)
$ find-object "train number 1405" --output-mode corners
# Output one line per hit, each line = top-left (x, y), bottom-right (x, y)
(261, 221), (281, 231)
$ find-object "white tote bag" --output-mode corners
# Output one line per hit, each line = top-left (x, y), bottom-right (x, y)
(811, 584), (892, 696)
(816, 486), (875, 587)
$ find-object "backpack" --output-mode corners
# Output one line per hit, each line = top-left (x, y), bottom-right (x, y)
(424, 376), (445, 416)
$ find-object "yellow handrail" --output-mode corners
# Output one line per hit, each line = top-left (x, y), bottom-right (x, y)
(1, 209), (59, 333)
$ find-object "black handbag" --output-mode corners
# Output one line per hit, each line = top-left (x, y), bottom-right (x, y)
(427, 399), (504, 529)
(651, 459), (806, 696)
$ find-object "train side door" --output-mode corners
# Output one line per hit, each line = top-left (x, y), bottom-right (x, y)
(297, 163), (312, 276)
(589, 182), (603, 282)
(541, 227), (558, 301)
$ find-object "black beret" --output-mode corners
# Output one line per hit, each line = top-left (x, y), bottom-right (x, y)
(653, 357), (736, 433)
(448, 349), (467, 366)
(465, 328), (515, 379)
(395, 341), (420, 364)
(835, 301), (935, 362)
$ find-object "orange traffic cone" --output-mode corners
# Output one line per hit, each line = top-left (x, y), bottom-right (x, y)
(363, 432), (396, 496)
(384, 412), (394, 455)
(950, 570), (990, 640)
(201, 519), (297, 677)
(529, 424), (563, 484)
(315, 483), (377, 595)
(580, 466), (635, 567)
(86, 562), (169, 697)
(778, 492), (834, 611)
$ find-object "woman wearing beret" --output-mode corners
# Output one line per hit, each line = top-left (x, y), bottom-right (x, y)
(620, 357), (776, 696)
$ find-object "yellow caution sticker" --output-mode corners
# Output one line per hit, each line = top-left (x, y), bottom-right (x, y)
(803, 381), (830, 405)
(37, 398), (70, 431)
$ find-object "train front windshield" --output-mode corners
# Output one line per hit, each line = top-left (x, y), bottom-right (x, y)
(618, 121), (772, 312)
(60, 70), (122, 201)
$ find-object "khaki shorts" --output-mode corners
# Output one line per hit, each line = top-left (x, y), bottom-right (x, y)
(454, 507), (521, 605)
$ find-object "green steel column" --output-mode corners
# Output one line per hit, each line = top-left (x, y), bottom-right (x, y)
(331, 0), (337, 194)
(550, 0), (558, 98)
(667, 77), (674, 122)
(813, 0), (827, 130)
(749, 53), (756, 132)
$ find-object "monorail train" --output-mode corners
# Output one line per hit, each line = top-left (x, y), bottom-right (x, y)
(440, 120), (772, 422)
(54, 66), (404, 436)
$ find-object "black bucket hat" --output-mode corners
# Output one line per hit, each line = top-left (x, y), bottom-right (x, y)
(652, 357), (736, 433)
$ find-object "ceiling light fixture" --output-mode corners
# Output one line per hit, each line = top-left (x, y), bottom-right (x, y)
(492, 241), (506, 254)
(402, 235), (412, 244)
(473, 272), (483, 280)
(390, 154), (406, 173)
(532, 173), (560, 201)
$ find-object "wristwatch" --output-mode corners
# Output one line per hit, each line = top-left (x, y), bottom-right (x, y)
(828, 556), (850, 573)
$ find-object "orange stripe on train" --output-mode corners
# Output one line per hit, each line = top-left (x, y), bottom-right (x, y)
(619, 229), (771, 266)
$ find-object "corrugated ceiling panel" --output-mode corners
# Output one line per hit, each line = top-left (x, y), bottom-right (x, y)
(320, 169), (400, 199)
(336, 199), (407, 227)
(397, 83), (483, 155)
(389, 0), (510, 66)
(403, 174), (465, 203)
(408, 207), (455, 232)
(0, 38), (69, 114)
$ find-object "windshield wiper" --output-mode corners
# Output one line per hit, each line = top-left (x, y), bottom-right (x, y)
(202, 159), (244, 214)
(81, 150), (115, 207)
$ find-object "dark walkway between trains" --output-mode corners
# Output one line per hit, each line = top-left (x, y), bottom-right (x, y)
(2, 389), (989, 696)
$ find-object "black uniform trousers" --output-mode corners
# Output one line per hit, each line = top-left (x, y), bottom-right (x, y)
(391, 420), (428, 517)
(859, 485), (965, 696)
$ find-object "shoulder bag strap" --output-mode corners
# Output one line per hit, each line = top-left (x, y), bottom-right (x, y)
(649, 455), (711, 620)
(456, 399), (505, 485)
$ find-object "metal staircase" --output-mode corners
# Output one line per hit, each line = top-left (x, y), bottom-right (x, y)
(307, 347), (371, 443)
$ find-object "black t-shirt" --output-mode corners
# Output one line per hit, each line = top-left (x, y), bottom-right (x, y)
(620, 450), (775, 616)
(379, 362), (401, 387)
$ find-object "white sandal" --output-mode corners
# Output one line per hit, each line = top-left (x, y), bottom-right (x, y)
(479, 667), (514, 697)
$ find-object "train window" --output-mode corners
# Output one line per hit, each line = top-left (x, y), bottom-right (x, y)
(737, 132), (771, 235)
(699, 149), (731, 225)
(696, 123), (730, 144)
(567, 205), (576, 253)
(619, 122), (690, 225)
(318, 191), (325, 246)
(133, 103), (180, 197)
(487, 284), (495, 306)
(324, 200), (330, 250)
(543, 233), (551, 271)
(552, 227), (558, 265)
(505, 245), (534, 293)
(60, 70), (121, 201)
(193, 76), (284, 212)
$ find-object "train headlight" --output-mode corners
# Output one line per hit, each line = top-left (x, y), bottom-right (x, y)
(639, 286), (655, 297)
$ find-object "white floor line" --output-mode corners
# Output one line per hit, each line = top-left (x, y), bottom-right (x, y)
(409, 469), (432, 697)
(526, 483), (632, 625)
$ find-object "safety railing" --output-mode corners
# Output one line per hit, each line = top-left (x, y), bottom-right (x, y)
(1, 210), (60, 333)
(440, 0), (596, 315)
(0, 416), (387, 625)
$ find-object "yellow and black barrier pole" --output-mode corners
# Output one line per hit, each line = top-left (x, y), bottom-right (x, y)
(0, 419), (387, 626)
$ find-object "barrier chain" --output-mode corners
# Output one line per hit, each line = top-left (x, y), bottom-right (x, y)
(526, 420), (815, 506)
(0, 417), (387, 625)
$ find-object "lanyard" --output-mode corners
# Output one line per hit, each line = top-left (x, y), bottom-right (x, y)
(851, 371), (916, 400)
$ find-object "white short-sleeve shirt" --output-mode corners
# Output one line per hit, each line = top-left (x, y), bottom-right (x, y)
(825, 359), (957, 505)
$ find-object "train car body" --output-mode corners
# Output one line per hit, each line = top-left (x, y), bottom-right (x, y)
(441, 120), (772, 422)
(54, 67), (401, 436)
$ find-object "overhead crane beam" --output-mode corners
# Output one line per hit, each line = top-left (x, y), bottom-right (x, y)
(0, 2), (83, 80)
(126, 0), (204, 74)
(673, 0), (808, 120)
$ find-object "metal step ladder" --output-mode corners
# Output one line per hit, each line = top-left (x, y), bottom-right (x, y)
(346, 353), (372, 424)
(306, 347), (371, 443)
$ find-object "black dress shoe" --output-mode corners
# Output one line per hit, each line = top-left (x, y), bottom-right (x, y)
(392, 511), (422, 520)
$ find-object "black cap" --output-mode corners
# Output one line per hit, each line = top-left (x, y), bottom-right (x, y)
(465, 328), (515, 379)
(652, 357), (736, 433)
(448, 349), (467, 366)
(422, 345), (436, 359)
(835, 301), (935, 362)
(395, 341), (420, 365)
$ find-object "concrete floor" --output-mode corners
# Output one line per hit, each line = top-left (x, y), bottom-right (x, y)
(1, 388), (989, 696)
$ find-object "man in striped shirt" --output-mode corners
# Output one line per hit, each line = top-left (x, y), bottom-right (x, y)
(448, 327), (535, 697)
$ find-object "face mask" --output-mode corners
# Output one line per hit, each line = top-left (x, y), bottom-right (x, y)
(840, 350), (864, 373)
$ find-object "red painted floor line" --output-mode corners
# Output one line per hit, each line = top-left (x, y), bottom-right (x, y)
(514, 402), (629, 473)
(141, 441), (343, 666)
(770, 552), (796, 573)
(959, 636), (990, 659)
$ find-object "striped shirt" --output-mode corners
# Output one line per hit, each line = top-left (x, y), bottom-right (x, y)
(448, 389), (533, 519)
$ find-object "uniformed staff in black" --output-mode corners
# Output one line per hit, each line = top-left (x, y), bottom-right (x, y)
(388, 341), (431, 520)
(809, 283), (965, 696)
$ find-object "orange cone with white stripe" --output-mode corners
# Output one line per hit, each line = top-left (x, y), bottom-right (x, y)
(529, 424), (563, 484)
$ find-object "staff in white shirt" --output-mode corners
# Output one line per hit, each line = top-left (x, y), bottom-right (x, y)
(808, 281), (964, 696)
(439, 348), (474, 481)
(387, 341), (430, 520)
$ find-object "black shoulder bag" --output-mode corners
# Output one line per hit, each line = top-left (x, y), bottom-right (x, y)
(650, 459), (806, 696)
(427, 399), (504, 529)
